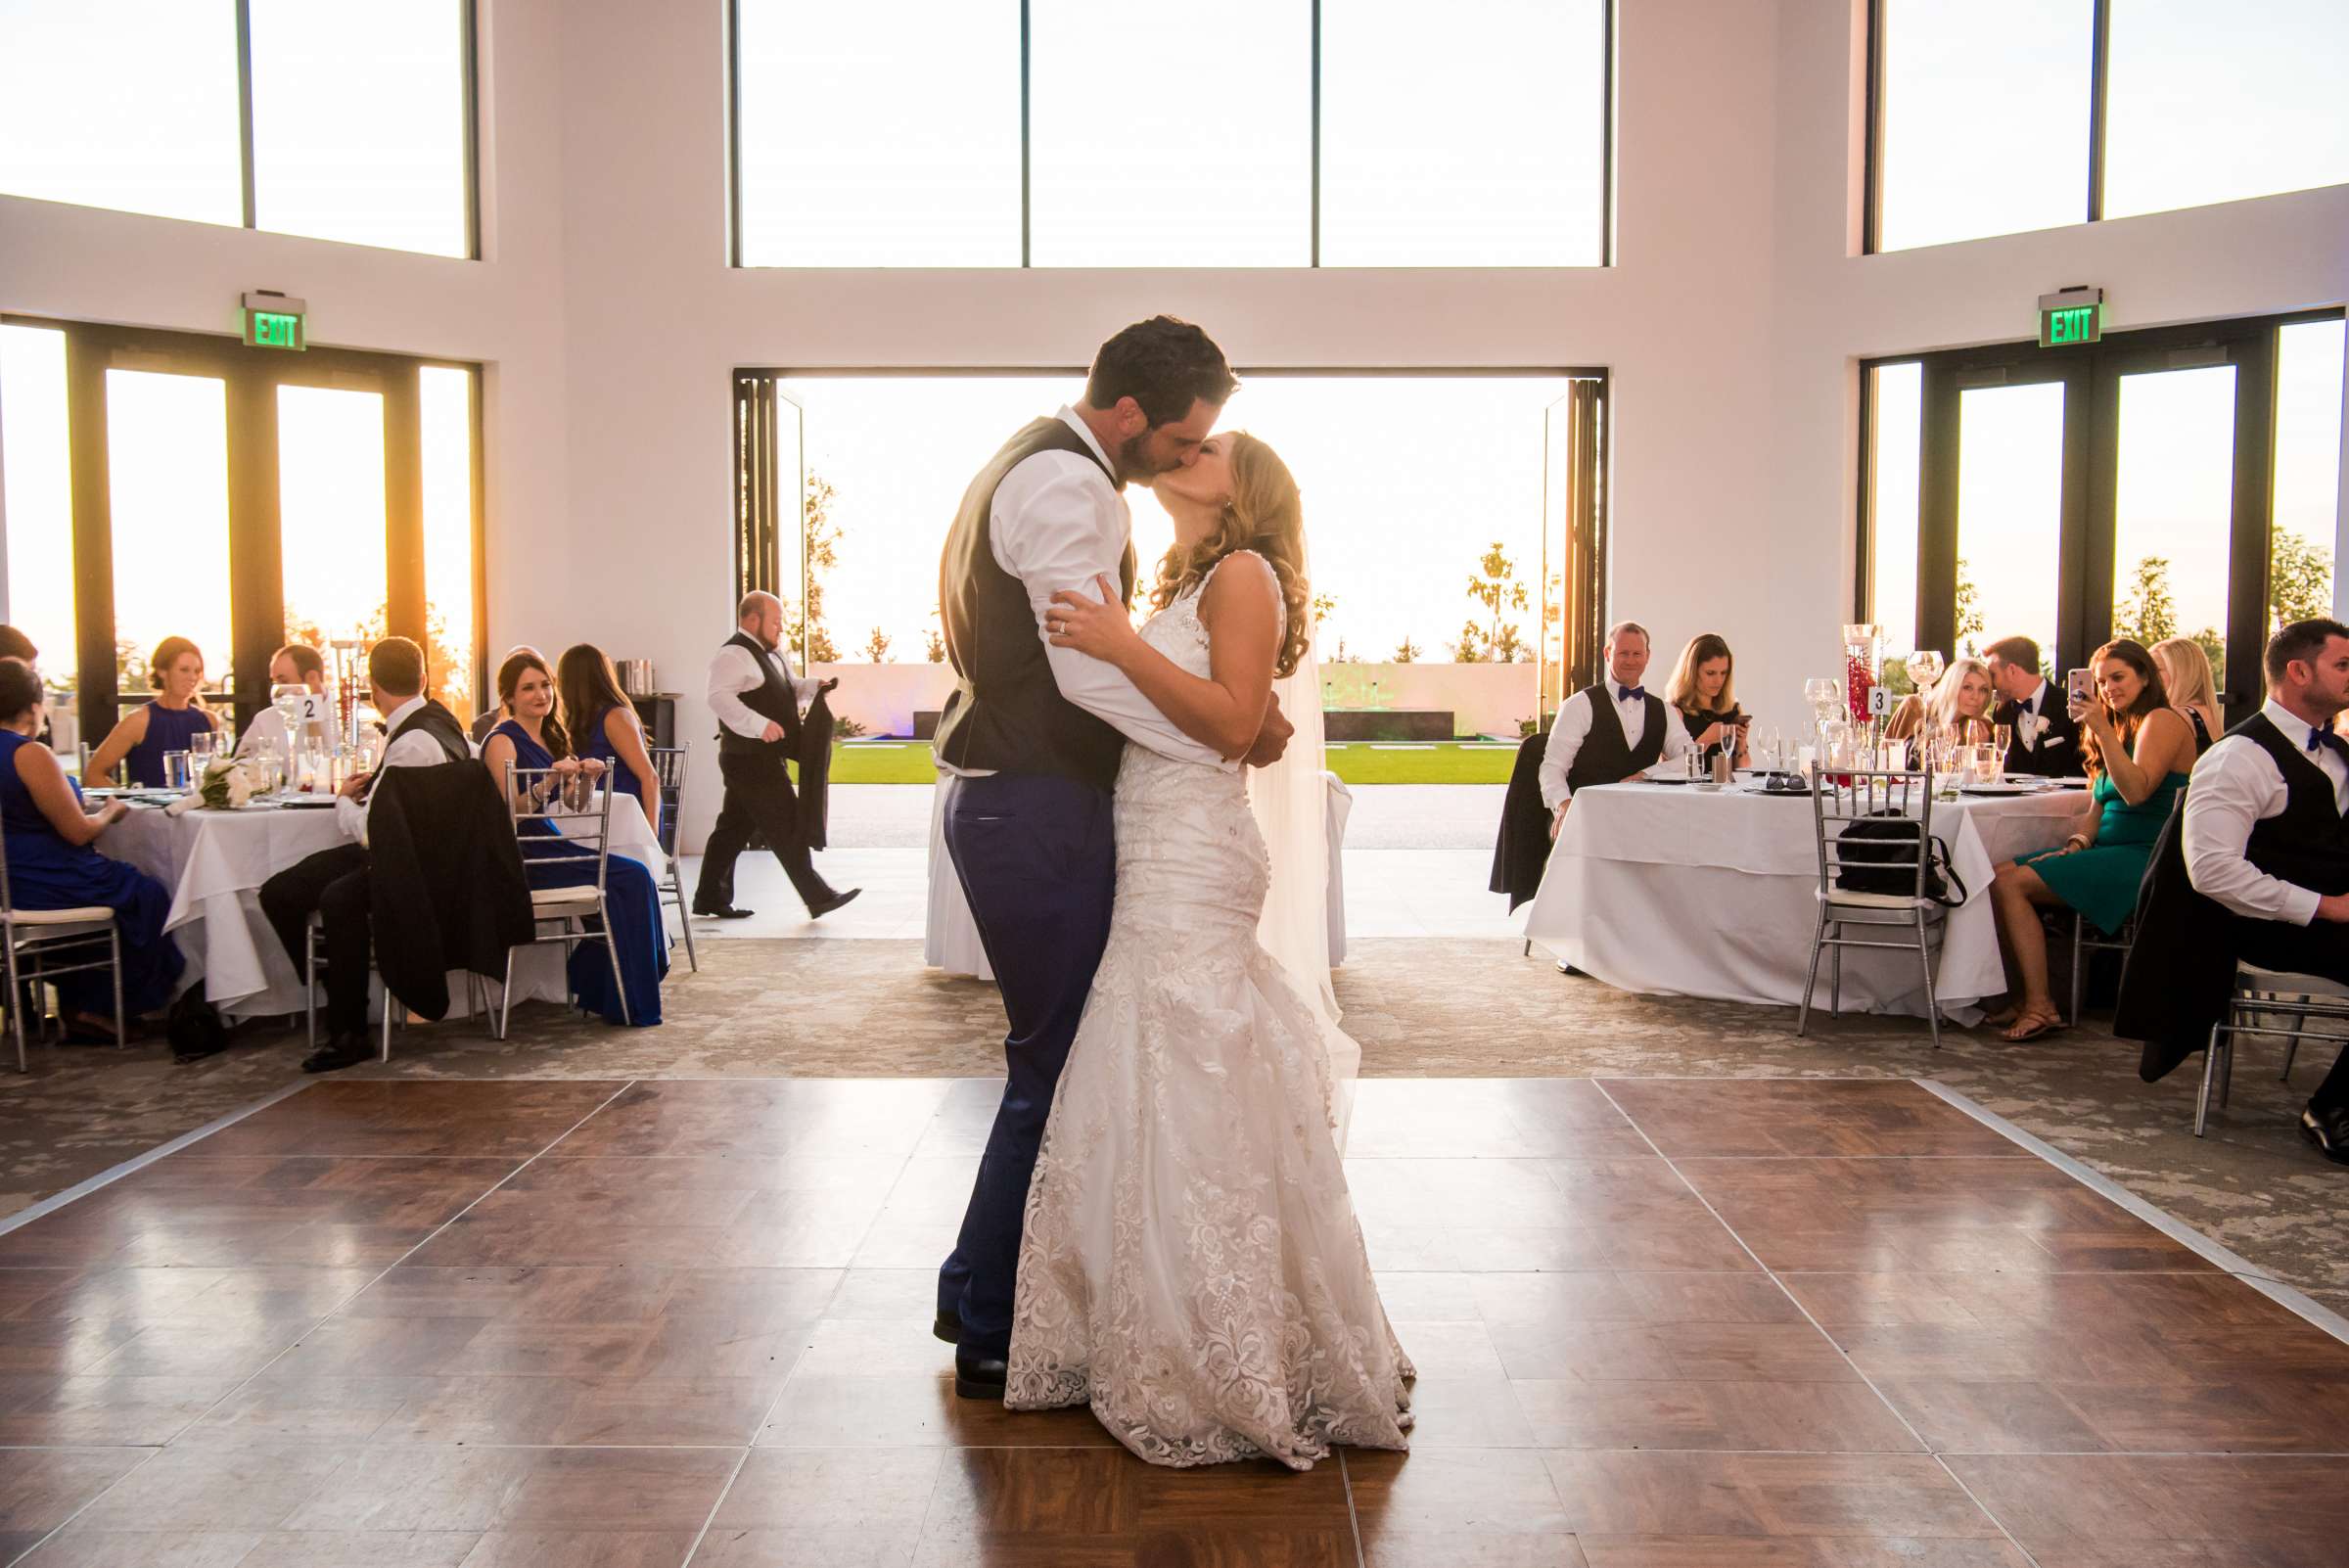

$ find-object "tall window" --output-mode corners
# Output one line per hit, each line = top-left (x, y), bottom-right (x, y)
(0, 318), (486, 735)
(0, 1), (475, 258)
(732, 3), (1612, 268)
(1870, 0), (2349, 252)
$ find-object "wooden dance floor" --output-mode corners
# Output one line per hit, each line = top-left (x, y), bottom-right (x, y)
(4, 1076), (2347, 1566)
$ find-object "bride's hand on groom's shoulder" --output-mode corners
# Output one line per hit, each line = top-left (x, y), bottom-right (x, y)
(1044, 576), (1141, 665)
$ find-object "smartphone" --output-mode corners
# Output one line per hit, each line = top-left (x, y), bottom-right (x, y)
(2065, 668), (2094, 704)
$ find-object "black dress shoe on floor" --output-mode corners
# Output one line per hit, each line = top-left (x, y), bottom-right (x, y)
(301, 1032), (373, 1074)
(953, 1351), (1007, 1400)
(806, 887), (862, 920)
(933, 1310), (962, 1346)
(2302, 1104), (2349, 1166)
(691, 901), (755, 920)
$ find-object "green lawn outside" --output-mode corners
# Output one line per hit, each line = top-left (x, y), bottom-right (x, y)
(814, 740), (1519, 786)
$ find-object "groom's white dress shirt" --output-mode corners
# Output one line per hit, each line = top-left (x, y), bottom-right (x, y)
(2012, 679), (2056, 751)
(1537, 682), (1696, 810)
(708, 639), (818, 741)
(2182, 699), (2349, 925)
(341, 694), (455, 846)
(944, 407), (1230, 775)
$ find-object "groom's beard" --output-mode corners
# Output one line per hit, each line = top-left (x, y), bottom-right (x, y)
(1114, 432), (1176, 489)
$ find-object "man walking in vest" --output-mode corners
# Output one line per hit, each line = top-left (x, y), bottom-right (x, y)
(1539, 619), (1696, 836)
(928, 317), (1291, 1399)
(692, 591), (859, 922)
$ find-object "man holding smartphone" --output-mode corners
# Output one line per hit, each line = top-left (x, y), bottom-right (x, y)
(1985, 635), (2081, 777)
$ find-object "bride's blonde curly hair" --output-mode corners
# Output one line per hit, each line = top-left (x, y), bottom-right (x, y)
(1148, 432), (1313, 678)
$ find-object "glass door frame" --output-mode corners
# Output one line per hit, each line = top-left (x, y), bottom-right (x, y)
(1863, 308), (2339, 724)
(6, 314), (484, 735)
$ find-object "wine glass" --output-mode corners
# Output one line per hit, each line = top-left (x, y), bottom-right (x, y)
(1907, 649), (1946, 692)
(1992, 722), (2012, 778)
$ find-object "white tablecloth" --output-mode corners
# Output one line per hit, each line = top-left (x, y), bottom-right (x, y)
(924, 771), (1354, 982)
(101, 791), (666, 1021)
(1521, 780), (2087, 1016)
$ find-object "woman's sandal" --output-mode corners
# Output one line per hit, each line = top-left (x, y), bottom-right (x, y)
(2001, 1010), (2067, 1042)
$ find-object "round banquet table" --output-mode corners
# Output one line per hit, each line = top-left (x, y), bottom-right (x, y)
(1519, 778), (2088, 1018)
(100, 790), (668, 1023)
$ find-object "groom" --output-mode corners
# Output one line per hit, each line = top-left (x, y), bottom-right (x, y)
(932, 316), (1291, 1399)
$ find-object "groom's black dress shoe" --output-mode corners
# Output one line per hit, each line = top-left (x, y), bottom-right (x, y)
(806, 887), (862, 920)
(691, 900), (754, 919)
(933, 1310), (961, 1346)
(953, 1352), (1007, 1400)
(2303, 1103), (2349, 1166)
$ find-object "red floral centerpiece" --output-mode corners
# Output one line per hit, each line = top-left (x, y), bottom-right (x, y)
(1842, 623), (1882, 724)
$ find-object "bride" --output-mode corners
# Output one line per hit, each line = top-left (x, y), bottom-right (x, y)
(1008, 432), (1413, 1469)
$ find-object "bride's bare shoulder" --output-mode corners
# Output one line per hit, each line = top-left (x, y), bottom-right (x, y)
(1200, 548), (1278, 608)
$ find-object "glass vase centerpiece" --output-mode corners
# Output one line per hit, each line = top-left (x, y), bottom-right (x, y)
(1843, 623), (1883, 725)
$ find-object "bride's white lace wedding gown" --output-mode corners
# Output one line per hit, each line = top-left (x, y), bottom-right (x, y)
(1004, 552), (1414, 1469)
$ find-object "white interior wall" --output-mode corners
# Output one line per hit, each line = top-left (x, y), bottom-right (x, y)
(3, 0), (2345, 853)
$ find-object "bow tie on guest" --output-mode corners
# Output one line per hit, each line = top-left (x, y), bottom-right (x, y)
(1617, 685), (1645, 704)
(2306, 728), (2349, 764)
(370, 719), (388, 735)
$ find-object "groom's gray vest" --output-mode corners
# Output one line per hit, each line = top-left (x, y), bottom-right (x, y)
(936, 417), (1138, 793)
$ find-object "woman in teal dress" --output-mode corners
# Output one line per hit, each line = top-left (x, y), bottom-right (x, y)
(1987, 638), (2196, 1041)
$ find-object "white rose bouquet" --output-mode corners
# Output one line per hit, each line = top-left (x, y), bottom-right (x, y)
(168, 758), (259, 815)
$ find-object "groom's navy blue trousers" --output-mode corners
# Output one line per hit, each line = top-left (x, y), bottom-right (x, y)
(937, 769), (1119, 1360)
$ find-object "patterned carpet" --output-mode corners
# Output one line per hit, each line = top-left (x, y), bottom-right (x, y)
(6, 936), (2345, 1310)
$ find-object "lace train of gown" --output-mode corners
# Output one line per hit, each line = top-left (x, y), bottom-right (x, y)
(1005, 557), (1413, 1470)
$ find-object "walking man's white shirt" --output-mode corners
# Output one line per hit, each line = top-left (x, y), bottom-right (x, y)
(709, 639), (816, 741)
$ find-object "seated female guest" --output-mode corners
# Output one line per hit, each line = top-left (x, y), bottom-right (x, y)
(556, 643), (661, 843)
(1917, 656), (1997, 756)
(0, 662), (184, 1038)
(482, 650), (667, 1026)
(1665, 633), (1749, 768)
(2150, 636), (2222, 755)
(1987, 638), (2194, 1041)
(87, 637), (224, 786)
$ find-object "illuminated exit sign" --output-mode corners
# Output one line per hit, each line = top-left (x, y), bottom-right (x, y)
(241, 291), (306, 351)
(2038, 287), (2103, 348)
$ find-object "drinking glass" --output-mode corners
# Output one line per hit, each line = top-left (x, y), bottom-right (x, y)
(188, 729), (216, 768)
(1969, 744), (2000, 785)
(162, 750), (192, 791)
(1907, 649), (1946, 690)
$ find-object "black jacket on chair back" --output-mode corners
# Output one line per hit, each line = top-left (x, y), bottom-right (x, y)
(367, 763), (535, 1022)
(1491, 726), (1554, 912)
(2116, 713), (2349, 1079)
(935, 417), (1137, 792)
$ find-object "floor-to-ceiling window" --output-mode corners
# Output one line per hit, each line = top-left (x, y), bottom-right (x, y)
(0, 318), (485, 749)
(1862, 312), (2346, 716)
(731, 371), (1609, 720)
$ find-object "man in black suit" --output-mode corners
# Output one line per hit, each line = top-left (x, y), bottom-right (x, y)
(1985, 635), (2079, 777)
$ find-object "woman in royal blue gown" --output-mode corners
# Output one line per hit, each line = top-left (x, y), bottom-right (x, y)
(479, 650), (666, 1026)
(86, 637), (227, 787)
(556, 643), (663, 846)
(1, 662), (184, 1038)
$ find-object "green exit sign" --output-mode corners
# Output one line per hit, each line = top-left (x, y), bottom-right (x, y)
(241, 291), (306, 351)
(2038, 288), (2103, 348)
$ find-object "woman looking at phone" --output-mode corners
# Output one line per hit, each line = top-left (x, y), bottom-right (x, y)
(1664, 633), (1749, 769)
(1983, 638), (2194, 1041)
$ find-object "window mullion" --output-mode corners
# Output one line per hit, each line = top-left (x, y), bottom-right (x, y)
(236, 0), (256, 229)
(2086, 0), (2110, 223)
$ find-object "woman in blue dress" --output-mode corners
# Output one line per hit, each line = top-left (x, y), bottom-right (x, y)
(1987, 638), (2196, 1041)
(86, 637), (227, 787)
(1, 662), (184, 1038)
(555, 643), (662, 845)
(480, 650), (666, 1027)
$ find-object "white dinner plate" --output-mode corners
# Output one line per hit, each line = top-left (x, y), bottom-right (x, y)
(1958, 781), (2043, 796)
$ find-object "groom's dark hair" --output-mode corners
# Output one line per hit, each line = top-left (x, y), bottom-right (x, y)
(1086, 316), (1238, 427)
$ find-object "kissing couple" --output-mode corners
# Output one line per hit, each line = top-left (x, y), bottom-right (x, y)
(929, 315), (1414, 1470)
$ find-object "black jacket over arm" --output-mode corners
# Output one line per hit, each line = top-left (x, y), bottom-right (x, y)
(796, 689), (835, 851)
(367, 763), (536, 1021)
(1491, 727), (1553, 913)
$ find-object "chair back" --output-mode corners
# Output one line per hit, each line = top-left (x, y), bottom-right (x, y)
(505, 764), (619, 895)
(0, 811), (17, 920)
(1808, 766), (1936, 902)
(646, 745), (688, 858)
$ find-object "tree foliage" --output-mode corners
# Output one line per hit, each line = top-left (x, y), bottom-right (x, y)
(2270, 529), (2334, 629)
(791, 472), (841, 665)
(2115, 555), (2177, 644)
(1465, 542), (1530, 663)
(1392, 636), (1419, 664)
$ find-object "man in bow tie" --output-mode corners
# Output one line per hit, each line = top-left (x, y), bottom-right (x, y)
(1539, 620), (1694, 837)
(2116, 618), (2349, 1165)
(1985, 636), (2081, 777)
